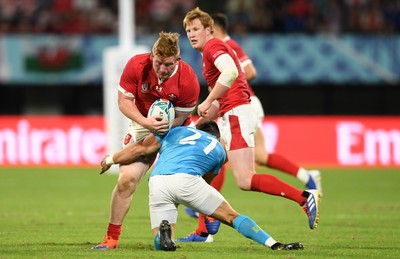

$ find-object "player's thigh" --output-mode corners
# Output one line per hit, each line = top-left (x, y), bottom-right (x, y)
(227, 148), (256, 188)
(175, 174), (225, 216)
(148, 175), (178, 229)
(119, 122), (156, 185)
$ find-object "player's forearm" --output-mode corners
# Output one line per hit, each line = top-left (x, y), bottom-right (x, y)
(105, 145), (141, 165)
(105, 135), (161, 166)
(206, 82), (229, 103)
(104, 145), (147, 166)
(172, 110), (190, 127)
(196, 101), (219, 125)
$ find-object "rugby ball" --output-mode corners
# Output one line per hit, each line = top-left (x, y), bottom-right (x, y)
(147, 98), (175, 129)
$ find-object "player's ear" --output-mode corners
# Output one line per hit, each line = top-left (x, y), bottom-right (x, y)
(150, 53), (154, 60)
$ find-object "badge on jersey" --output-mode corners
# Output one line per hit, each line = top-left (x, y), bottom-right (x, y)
(141, 83), (149, 92)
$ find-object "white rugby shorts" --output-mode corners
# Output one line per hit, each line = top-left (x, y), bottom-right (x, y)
(218, 104), (257, 151)
(122, 120), (151, 147)
(250, 95), (265, 128)
(148, 174), (225, 229)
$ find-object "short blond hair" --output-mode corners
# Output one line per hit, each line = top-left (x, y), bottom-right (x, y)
(152, 31), (180, 57)
(183, 7), (213, 29)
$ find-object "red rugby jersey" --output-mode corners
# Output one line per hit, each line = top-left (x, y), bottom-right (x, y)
(224, 37), (256, 97)
(119, 53), (200, 125)
(202, 38), (251, 116)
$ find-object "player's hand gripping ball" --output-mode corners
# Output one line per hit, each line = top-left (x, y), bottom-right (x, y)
(147, 98), (175, 130)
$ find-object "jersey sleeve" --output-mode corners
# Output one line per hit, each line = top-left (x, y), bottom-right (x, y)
(205, 41), (228, 65)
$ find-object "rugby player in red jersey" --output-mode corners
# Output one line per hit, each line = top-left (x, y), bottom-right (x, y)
(178, 7), (320, 242)
(93, 32), (200, 250)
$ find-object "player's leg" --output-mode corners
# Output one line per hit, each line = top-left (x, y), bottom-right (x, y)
(221, 104), (306, 202)
(149, 175), (178, 251)
(228, 149), (320, 228)
(265, 151), (323, 195)
(211, 201), (303, 250)
(222, 105), (320, 229)
(110, 160), (152, 223)
(251, 95), (322, 194)
(188, 180), (304, 250)
(93, 123), (155, 250)
(250, 95), (269, 167)
(92, 158), (154, 250)
(176, 174), (226, 243)
(186, 164), (226, 217)
(189, 165), (225, 237)
(253, 126), (269, 165)
(228, 148), (307, 205)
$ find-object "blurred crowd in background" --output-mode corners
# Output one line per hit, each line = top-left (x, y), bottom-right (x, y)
(1, 0), (400, 35)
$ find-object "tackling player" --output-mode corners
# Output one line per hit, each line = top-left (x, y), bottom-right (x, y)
(99, 121), (306, 252)
(92, 32), (200, 250)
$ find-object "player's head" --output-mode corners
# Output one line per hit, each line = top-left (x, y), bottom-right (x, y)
(183, 7), (213, 52)
(197, 121), (220, 139)
(211, 13), (229, 39)
(151, 31), (181, 81)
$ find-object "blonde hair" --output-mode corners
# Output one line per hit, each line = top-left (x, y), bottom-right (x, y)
(183, 7), (214, 30)
(152, 32), (180, 57)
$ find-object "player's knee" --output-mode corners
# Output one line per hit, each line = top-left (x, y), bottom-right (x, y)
(117, 173), (139, 192)
(117, 178), (137, 193)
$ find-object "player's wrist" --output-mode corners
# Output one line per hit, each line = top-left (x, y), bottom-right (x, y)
(105, 155), (114, 166)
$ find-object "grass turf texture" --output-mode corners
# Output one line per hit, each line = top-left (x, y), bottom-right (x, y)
(1, 167), (399, 258)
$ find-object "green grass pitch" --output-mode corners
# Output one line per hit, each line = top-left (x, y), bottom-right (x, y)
(1, 166), (399, 258)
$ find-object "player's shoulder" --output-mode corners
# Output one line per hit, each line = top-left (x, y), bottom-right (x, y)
(204, 38), (229, 58)
(176, 61), (200, 87)
(123, 53), (152, 77)
(178, 60), (195, 73)
(226, 38), (242, 51)
(127, 53), (151, 66)
(132, 52), (151, 60)
(226, 38), (239, 47)
(205, 38), (226, 50)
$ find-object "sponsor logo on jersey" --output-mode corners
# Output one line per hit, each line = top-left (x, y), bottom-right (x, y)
(155, 85), (163, 92)
(168, 94), (176, 101)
